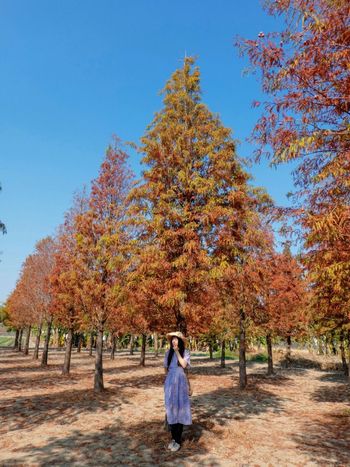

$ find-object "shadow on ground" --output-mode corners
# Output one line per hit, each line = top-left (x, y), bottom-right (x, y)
(278, 355), (342, 372)
(0, 386), (130, 435)
(0, 372), (81, 392)
(293, 411), (350, 465)
(311, 379), (350, 404)
(0, 419), (220, 466)
(190, 373), (288, 427)
(317, 371), (348, 384)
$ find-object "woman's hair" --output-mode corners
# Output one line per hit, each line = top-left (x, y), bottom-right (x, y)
(167, 337), (185, 368)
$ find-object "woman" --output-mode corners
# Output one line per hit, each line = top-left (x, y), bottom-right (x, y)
(164, 331), (192, 452)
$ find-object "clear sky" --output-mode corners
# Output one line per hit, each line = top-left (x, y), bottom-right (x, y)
(0, 0), (295, 303)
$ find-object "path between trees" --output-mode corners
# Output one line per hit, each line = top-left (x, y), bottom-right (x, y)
(0, 349), (349, 466)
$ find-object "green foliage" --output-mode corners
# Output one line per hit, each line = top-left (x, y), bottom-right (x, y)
(248, 352), (268, 363)
(212, 350), (238, 360)
(0, 305), (9, 325)
(0, 336), (14, 347)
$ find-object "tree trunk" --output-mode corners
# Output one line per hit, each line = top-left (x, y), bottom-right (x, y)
(89, 332), (94, 356)
(285, 335), (292, 368)
(318, 337), (324, 355)
(339, 330), (348, 377)
(62, 328), (74, 375)
(154, 332), (159, 357)
(110, 334), (117, 360)
(140, 333), (146, 366)
(41, 316), (53, 367)
(33, 322), (42, 360)
(77, 333), (82, 353)
(53, 327), (59, 347)
(18, 329), (23, 352)
(94, 328), (104, 392)
(129, 334), (134, 355)
(347, 331), (350, 382)
(220, 339), (226, 368)
(266, 333), (273, 375)
(116, 335), (121, 351)
(239, 308), (247, 389)
(24, 326), (31, 355)
(58, 328), (64, 348)
(324, 335), (329, 355)
(209, 342), (213, 359)
(176, 303), (187, 336)
(331, 340), (337, 355)
(14, 329), (19, 349)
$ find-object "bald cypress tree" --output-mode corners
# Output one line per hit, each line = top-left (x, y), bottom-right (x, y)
(131, 58), (268, 343)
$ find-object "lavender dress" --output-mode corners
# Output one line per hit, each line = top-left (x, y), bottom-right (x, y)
(164, 349), (192, 425)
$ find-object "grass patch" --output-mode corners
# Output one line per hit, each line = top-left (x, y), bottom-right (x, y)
(0, 336), (14, 347)
(247, 352), (268, 363)
(145, 347), (268, 363)
(212, 350), (238, 360)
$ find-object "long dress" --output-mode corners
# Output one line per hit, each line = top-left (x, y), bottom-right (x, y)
(164, 349), (192, 425)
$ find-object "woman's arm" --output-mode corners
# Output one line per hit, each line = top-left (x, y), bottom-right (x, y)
(175, 350), (188, 369)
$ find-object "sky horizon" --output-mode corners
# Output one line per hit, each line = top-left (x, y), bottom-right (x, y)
(0, 0), (296, 304)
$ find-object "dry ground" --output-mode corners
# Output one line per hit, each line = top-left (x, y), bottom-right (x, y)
(0, 347), (349, 466)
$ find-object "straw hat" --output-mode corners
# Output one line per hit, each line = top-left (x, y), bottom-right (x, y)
(166, 331), (187, 346)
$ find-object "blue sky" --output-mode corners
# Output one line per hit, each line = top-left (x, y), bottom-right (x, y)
(0, 0), (295, 303)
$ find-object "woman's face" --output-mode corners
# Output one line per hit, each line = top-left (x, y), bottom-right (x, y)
(172, 337), (179, 348)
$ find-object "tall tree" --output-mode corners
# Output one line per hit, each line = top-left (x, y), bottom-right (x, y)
(50, 193), (88, 375)
(73, 139), (133, 392)
(33, 237), (56, 367)
(131, 57), (266, 340)
(253, 245), (308, 373)
(6, 237), (55, 359)
(238, 0), (350, 377)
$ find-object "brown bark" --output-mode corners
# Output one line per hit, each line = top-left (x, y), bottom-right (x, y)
(318, 337), (324, 355)
(41, 316), (53, 367)
(140, 333), (146, 366)
(94, 328), (104, 392)
(58, 328), (64, 348)
(347, 330), (350, 382)
(339, 330), (348, 377)
(24, 325), (31, 355)
(53, 327), (59, 347)
(77, 333), (82, 353)
(62, 328), (74, 375)
(110, 334), (117, 360)
(285, 335), (292, 368)
(324, 335), (330, 355)
(209, 342), (213, 359)
(266, 333), (273, 375)
(18, 329), (23, 352)
(89, 332), (94, 356)
(154, 332), (159, 357)
(129, 334), (134, 355)
(176, 307), (187, 336)
(220, 339), (226, 368)
(33, 322), (42, 360)
(239, 308), (247, 390)
(14, 329), (19, 349)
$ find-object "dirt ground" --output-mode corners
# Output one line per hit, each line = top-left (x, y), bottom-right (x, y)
(0, 347), (349, 467)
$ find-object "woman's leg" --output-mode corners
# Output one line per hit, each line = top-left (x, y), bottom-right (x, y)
(173, 423), (183, 445)
(170, 424), (177, 442)
(177, 423), (183, 444)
